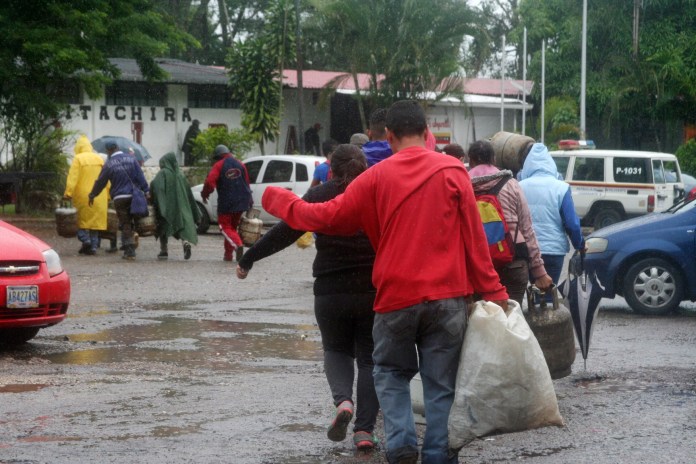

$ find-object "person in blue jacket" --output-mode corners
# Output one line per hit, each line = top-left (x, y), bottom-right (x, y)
(89, 141), (149, 260)
(362, 108), (393, 167)
(518, 143), (585, 286)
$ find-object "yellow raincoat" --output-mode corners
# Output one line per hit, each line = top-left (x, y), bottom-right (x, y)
(64, 135), (109, 230)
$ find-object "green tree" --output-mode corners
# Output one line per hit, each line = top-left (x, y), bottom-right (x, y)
(307, 0), (476, 114)
(227, 0), (296, 154)
(0, 0), (196, 206)
(191, 126), (255, 164)
(517, 0), (696, 151)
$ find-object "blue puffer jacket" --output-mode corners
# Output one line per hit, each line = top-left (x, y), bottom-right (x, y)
(519, 143), (584, 255)
(363, 140), (392, 167)
(90, 151), (149, 200)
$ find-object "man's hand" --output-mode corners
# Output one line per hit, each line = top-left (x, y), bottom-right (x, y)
(534, 274), (553, 292)
(62, 195), (71, 201)
(236, 265), (248, 279)
(88, 196), (94, 207)
(202, 196), (208, 205)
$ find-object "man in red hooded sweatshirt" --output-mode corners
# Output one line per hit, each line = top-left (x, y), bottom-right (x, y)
(263, 100), (508, 464)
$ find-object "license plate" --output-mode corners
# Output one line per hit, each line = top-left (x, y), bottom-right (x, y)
(6, 285), (39, 309)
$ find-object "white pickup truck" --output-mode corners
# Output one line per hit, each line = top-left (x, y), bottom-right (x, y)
(550, 149), (685, 229)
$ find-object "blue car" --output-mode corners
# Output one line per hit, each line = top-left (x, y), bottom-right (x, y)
(580, 197), (696, 315)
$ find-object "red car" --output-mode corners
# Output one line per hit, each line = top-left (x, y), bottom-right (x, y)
(0, 220), (70, 346)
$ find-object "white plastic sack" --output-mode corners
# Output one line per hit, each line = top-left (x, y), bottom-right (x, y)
(448, 300), (564, 450)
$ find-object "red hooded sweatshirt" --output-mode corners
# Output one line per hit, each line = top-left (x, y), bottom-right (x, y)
(263, 145), (508, 313)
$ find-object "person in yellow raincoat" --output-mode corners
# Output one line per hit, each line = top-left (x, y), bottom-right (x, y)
(63, 135), (109, 255)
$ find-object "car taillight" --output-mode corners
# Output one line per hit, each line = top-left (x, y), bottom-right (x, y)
(647, 194), (655, 212)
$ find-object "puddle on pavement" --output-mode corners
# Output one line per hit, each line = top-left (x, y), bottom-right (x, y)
(0, 384), (49, 393)
(44, 317), (322, 371)
(574, 375), (696, 396)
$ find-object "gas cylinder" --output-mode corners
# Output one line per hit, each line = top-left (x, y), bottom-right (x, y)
(525, 286), (576, 379)
(238, 208), (263, 246)
(489, 131), (535, 174)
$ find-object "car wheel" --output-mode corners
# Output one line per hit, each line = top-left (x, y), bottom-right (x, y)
(623, 258), (683, 315)
(0, 327), (41, 347)
(593, 208), (623, 230)
(196, 203), (210, 234)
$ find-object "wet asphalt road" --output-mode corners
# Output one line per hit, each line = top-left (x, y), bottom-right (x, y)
(1, 218), (695, 464)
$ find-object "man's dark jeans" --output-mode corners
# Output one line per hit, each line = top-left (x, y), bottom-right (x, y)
(113, 197), (135, 246)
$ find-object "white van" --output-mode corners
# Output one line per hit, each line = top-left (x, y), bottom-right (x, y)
(550, 149), (685, 229)
(192, 154), (326, 233)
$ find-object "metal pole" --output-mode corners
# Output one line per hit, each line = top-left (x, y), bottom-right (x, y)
(501, 36), (505, 131)
(522, 27), (527, 136)
(295, 0), (305, 154)
(580, 0), (587, 139)
(541, 39), (546, 144)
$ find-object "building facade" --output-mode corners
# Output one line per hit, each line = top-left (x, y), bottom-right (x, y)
(56, 58), (532, 165)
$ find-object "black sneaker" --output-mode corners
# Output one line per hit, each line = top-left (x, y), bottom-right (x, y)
(78, 243), (90, 255)
(183, 242), (191, 260)
(157, 251), (168, 260)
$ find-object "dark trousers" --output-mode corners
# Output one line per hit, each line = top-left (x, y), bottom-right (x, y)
(314, 292), (379, 434)
(497, 258), (529, 305)
(113, 197), (136, 246)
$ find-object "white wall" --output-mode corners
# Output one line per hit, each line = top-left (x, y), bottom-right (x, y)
(64, 84), (244, 165)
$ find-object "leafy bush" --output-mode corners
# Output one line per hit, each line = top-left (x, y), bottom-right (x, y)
(190, 126), (255, 166)
(676, 139), (696, 176)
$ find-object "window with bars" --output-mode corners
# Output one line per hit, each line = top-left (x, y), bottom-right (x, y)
(188, 84), (239, 109)
(105, 82), (168, 106)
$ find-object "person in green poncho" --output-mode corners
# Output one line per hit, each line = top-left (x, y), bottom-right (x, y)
(150, 152), (201, 260)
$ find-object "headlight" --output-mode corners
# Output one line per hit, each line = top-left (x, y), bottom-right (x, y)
(43, 249), (64, 276)
(585, 237), (608, 254)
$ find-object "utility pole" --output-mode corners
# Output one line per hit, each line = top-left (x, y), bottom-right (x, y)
(580, 0), (587, 139)
(295, 0), (305, 154)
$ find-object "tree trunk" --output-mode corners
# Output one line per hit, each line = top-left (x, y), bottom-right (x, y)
(351, 68), (367, 131)
(217, 0), (231, 48)
(632, 0), (641, 60)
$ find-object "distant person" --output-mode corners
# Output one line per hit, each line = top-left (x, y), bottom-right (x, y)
(182, 119), (201, 166)
(362, 108), (392, 166)
(149, 152), (201, 261)
(304, 122), (322, 156)
(63, 135), (109, 255)
(237, 145), (380, 451)
(89, 141), (149, 260)
(350, 132), (369, 147)
(468, 140), (552, 304)
(518, 143), (585, 286)
(261, 100), (508, 464)
(442, 143), (466, 163)
(311, 139), (338, 187)
(201, 145), (253, 262)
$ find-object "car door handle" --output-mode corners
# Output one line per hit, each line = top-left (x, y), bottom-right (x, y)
(627, 190), (638, 195)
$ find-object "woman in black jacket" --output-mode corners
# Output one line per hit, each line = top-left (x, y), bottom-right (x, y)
(236, 144), (379, 451)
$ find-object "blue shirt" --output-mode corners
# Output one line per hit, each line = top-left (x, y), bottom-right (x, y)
(313, 161), (331, 183)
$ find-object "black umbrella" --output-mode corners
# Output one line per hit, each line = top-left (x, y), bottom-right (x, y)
(91, 136), (152, 164)
(559, 251), (604, 368)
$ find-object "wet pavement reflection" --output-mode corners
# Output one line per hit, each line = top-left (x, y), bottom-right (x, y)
(45, 316), (322, 371)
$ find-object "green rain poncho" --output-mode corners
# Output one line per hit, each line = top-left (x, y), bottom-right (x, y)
(150, 152), (201, 245)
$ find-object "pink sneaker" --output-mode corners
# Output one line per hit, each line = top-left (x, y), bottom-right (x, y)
(327, 400), (353, 442)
